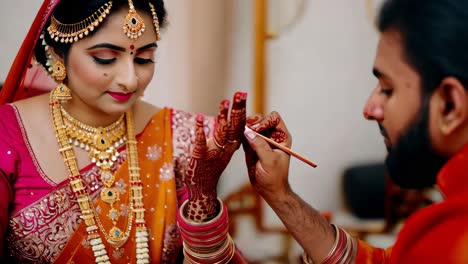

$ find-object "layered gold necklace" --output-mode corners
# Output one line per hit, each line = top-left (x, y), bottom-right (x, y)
(50, 89), (149, 263)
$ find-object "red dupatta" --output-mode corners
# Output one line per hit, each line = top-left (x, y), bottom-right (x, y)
(0, 0), (58, 104)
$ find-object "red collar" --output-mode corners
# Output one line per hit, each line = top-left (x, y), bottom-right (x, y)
(436, 144), (468, 199)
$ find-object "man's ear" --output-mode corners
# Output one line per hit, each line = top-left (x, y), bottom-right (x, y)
(432, 77), (468, 135)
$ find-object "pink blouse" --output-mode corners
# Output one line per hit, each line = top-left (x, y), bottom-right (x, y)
(0, 103), (215, 262)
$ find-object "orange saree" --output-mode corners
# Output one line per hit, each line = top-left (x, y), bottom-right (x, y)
(53, 108), (180, 263)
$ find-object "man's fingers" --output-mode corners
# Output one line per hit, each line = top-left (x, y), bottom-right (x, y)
(250, 111), (292, 147)
(246, 114), (263, 127)
(244, 127), (276, 163)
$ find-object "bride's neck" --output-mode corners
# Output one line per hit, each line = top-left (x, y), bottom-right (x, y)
(61, 100), (125, 128)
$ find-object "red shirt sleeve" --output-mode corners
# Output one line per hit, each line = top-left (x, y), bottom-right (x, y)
(356, 240), (392, 264)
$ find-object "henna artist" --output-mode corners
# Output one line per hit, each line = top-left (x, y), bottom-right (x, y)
(243, 0), (468, 263)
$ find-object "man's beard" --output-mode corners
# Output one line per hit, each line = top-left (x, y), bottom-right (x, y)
(382, 102), (448, 189)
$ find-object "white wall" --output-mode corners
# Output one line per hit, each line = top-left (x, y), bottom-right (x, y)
(0, 0), (43, 82)
(222, 0), (386, 204)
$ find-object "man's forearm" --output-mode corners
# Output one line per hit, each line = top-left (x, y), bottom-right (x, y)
(264, 191), (337, 263)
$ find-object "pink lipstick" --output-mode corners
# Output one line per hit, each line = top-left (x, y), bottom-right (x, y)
(108, 91), (133, 102)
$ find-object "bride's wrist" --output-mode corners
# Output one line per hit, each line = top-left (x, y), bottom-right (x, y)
(185, 194), (219, 222)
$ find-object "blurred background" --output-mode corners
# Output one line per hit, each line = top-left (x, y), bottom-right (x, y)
(3, 0), (439, 263)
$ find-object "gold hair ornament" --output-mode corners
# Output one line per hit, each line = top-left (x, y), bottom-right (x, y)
(148, 2), (161, 40)
(47, 1), (113, 43)
(123, 0), (146, 40)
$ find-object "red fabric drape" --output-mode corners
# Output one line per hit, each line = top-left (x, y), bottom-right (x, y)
(0, 0), (58, 104)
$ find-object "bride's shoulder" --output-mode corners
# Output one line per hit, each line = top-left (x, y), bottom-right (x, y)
(133, 99), (162, 133)
(11, 94), (49, 115)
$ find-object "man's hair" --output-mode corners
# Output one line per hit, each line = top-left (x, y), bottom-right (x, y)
(378, 0), (468, 95)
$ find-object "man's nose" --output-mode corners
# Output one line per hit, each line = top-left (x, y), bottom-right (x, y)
(363, 86), (384, 122)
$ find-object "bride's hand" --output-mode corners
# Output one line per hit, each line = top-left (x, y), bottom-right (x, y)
(184, 91), (247, 222)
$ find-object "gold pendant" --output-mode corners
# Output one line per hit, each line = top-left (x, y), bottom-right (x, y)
(94, 128), (112, 150)
(101, 169), (115, 188)
(108, 208), (120, 222)
(101, 187), (120, 204)
(109, 226), (127, 248)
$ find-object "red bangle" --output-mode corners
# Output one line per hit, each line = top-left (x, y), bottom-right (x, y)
(179, 218), (229, 238)
(177, 199), (228, 233)
(321, 225), (349, 264)
(181, 228), (229, 247)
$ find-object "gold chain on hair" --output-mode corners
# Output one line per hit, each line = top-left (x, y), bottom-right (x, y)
(48, 1), (113, 43)
(47, 0), (161, 43)
(149, 2), (161, 40)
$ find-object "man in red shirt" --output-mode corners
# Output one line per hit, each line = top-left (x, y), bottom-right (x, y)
(243, 0), (468, 263)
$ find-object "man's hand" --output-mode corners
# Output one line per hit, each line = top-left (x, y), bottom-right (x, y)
(242, 111), (293, 201)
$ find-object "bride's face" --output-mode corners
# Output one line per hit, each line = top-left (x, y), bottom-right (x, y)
(64, 6), (158, 115)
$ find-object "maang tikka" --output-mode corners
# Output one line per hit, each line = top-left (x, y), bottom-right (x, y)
(123, 0), (161, 41)
(123, 0), (146, 40)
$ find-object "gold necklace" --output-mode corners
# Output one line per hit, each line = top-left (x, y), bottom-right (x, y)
(50, 90), (149, 263)
(61, 106), (126, 175)
(61, 107), (127, 229)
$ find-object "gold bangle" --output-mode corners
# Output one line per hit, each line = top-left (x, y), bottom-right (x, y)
(183, 235), (234, 261)
(183, 237), (229, 259)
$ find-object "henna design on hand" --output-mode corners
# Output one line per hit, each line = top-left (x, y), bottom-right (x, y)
(246, 115), (263, 126)
(185, 92), (247, 222)
(214, 100), (229, 149)
(242, 111), (290, 183)
(227, 92), (247, 143)
(252, 111), (287, 143)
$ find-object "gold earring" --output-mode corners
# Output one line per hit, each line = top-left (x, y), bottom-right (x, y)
(51, 60), (72, 102)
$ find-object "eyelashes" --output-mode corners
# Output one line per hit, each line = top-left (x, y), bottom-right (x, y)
(134, 58), (156, 64)
(93, 56), (156, 65)
(380, 88), (393, 96)
(93, 56), (116, 65)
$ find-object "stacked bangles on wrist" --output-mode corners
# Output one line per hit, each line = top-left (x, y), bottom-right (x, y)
(301, 224), (355, 264)
(177, 198), (235, 264)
